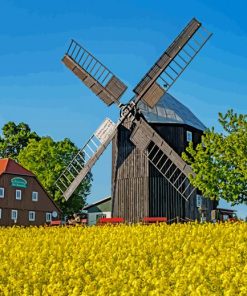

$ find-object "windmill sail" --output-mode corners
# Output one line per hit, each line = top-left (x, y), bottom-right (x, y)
(63, 40), (127, 106)
(130, 118), (196, 200)
(133, 18), (212, 108)
(55, 118), (119, 200)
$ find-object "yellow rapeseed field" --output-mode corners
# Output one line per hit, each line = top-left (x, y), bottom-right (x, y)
(0, 223), (247, 296)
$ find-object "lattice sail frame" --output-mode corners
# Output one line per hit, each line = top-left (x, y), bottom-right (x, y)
(133, 18), (212, 108)
(55, 118), (120, 200)
(63, 40), (127, 106)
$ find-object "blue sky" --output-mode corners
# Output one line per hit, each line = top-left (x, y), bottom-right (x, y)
(0, 0), (247, 218)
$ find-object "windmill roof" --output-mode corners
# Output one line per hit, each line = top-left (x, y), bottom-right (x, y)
(0, 158), (35, 177)
(138, 93), (206, 131)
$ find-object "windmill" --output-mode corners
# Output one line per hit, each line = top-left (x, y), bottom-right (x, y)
(55, 18), (213, 222)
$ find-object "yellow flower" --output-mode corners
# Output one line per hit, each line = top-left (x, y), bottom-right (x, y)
(0, 222), (246, 295)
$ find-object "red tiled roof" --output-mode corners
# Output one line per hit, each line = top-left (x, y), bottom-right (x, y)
(0, 158), (35, 177)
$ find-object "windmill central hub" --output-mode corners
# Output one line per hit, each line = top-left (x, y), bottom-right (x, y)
(120, 101), (137, 120)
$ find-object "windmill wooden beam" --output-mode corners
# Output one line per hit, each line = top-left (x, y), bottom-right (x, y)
(62, 40), (127, 106)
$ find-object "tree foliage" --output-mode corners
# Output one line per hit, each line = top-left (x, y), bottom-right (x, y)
(182, 110), (247, 204)
(17, 137), (91, 215)
(0, 122), (40, 160)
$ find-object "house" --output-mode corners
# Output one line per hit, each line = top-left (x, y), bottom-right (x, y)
(83, 196), (111, 225)
(0, 158), (61, 226)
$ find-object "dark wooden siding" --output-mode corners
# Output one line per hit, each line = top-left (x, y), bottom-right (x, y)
(149, 123), (205, 220)
(0, 174), (60, 226)
(112, 120), (216, 222)
(150, 123), (203, 155)
(112, 120), (149, 222)
(149, 164), (186, 220)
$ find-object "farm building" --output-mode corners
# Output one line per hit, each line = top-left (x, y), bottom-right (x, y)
(83, 196), (111, 225)
(0, 158), (61, 226)
(112, 93), (217, 222)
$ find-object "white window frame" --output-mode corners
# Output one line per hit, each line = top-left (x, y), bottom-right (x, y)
(11, 210), (18, 220)
(96, 213), (107, 221)
(16, 190), (22, 200)
(0, 187), (4, 198)
(46, 213), (52, 222)
(32, 191), (38, 202)
(29, 211), (36, 221)
(186, 131), (193, 142)
(0, 208), (2, 219)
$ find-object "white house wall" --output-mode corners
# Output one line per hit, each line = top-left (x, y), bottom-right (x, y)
(88, 211), (111, 225)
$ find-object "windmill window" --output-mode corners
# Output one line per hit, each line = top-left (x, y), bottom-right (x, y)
(16, 190), (22, 200)
(32, 192), (38, 202)
(11, 210), (18, 220)
(196, 195), (202, 208)
(0, 188), (4, 198)
(0, 209), (2, 219)
(29, 211), (36, 221)
(186, 131), (193, 142)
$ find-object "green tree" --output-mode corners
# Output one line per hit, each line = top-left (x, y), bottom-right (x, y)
(0, 122), (40, 160)
(182, 110), (247, 204)
(18, 137), (91, 215)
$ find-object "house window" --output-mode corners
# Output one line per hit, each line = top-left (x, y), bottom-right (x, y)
(96, 213), (106, 222)
(16, 190), (22, 200)
(29, 211), (36, 221)
(32, 192), (38, 202)
(46, 213), (52, 222)
(11, 210), (18, 220)
(0, 188), (4, 198)
(186, 131), (192, 142)
(0, 209), (2, 219)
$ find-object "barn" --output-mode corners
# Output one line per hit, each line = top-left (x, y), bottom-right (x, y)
(0, 158), (61, 226)
(112, 93), (217, 223)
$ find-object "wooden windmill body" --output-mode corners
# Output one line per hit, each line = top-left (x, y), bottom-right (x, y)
(55, 18), (215, 222)
(112, 93), (215, 222)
